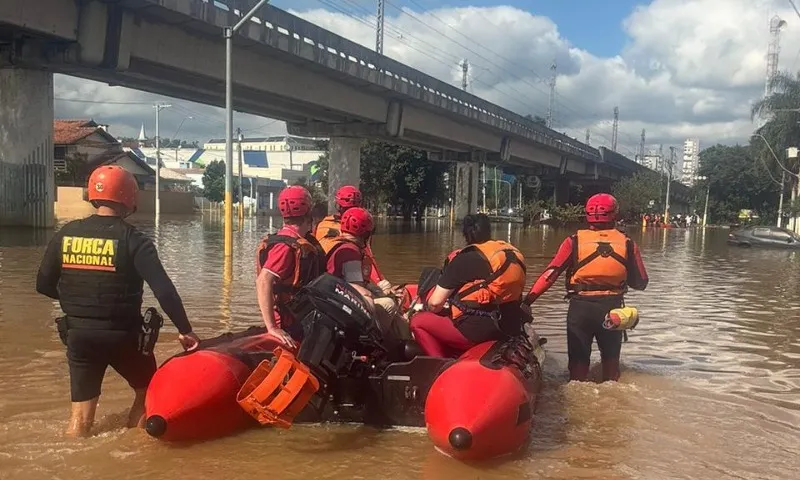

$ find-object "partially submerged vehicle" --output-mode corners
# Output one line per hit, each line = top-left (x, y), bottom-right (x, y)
(144, 274), (547, 461)
(727, 226), (800, 248)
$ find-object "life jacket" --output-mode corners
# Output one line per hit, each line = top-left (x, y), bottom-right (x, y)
(56, 216), (144, 324)
(566, 229), (629, 297)
(323, 236), (374, 283)
(449, 240), (527, 320)
(315, 215), (341, 253)
(255, 231), (326, 296)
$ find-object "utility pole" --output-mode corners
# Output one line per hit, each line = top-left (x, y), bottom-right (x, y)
(224, 0), (270, 258)
(153, 102), (171, 219)
(376, 0), (385, 55)
(546, 60), (557, 129)
(237, 128), (244, 224)
(638, 129), (646, 164)
(664, 146), (675, 221)
(585, 129), (590, 145)
(611, 106), (619, 152)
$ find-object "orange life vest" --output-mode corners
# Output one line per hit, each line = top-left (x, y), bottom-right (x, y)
(323, 236), (374, 282)
(315, 215), (341, 253)
(255, 232), (325, 296)
(566, 229), (629, 296)
(449, 240), (526, 320)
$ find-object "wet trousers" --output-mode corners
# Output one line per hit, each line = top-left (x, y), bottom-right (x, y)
(566, 296), (624, 382)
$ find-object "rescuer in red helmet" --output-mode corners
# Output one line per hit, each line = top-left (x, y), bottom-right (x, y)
(256, 185), (326, 348)
(36, 165), (200, 437)
(315, 185), (391, 290)
(524, 193), (648, 382)
(322, 207), (411, 349)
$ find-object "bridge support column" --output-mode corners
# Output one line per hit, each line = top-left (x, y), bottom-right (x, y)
(553, 177), (570, 206)
(0, 68), (54, 228)
(453, 161), (479, 220)
(327, 137), (361, 214)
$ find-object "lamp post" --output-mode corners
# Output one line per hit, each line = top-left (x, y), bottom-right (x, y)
(224, 0), (271, 258)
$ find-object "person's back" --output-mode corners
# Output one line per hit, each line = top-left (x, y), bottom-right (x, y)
(525, 193), (647, 382)
(36, 165), (199, 437)
(411, 214), (527, 358)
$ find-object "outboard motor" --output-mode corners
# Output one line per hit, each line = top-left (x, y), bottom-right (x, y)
(286, 274), (387, 411)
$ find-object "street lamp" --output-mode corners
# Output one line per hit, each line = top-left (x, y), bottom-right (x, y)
(224, 0), (271, 258)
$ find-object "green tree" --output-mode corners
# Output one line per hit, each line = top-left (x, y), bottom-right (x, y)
(202, 160), (239, 202)
(696, 144), (781, 224)
(611, 170), (662, 219)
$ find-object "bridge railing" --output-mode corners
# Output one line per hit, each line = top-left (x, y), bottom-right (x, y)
(185, 0), (603, 161)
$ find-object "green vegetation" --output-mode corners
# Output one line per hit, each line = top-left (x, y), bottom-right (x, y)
(201, 160), (239, 203)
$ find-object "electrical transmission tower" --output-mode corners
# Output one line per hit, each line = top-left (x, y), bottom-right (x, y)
(611, 106), (619, 152)
(375, 0), (385, 55)
(461, 59), (469, 91)
(546, 60), (557, 128)
(765, 15), (787, 98)
(638, 129), (646, 164)
(585, 129), (590, 146)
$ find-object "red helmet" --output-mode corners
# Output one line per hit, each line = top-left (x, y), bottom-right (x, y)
(87, 165), (139, 211)
(335, 185), (362, 210)
(341, 207), (374, 237)
(278, 185), (312, 218)
(585, 193), (618, 223)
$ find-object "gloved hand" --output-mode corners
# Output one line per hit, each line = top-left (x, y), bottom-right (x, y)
(377, 279), (394, 295)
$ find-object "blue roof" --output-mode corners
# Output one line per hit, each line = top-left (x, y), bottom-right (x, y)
(243, 151), (268, 167)
(130, 147), (145, 159)
(187, 149), (205, 164)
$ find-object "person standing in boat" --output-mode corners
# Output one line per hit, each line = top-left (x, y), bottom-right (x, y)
(35, 165), (200, 438)
(256, 185), (326, 348)
(524, 193), (648, 382)
(315, 185), (394, 294)
(323, 207), (411, 349)
(410, 214), (528, 358)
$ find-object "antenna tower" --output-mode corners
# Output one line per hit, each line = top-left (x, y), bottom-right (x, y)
(611, 106), (619, 152)
(546, 60), (557, 128)
(765, 15), (787, 97)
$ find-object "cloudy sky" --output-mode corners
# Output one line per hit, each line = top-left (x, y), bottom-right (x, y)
(54, 0), (797, 158)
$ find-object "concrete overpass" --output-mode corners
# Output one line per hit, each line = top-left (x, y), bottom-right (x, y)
(0, 0), (688, 226)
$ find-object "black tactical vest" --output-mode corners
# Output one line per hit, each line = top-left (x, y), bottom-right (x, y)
(56, 216), (144, 325)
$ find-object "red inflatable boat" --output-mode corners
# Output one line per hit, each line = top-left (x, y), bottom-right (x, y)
(425, 327), (545, 461)
(144, 327), (283, 441)
(144, 274), (546, 462)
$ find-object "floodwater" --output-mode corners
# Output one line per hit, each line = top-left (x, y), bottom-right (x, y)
(1, 216), (799, 480)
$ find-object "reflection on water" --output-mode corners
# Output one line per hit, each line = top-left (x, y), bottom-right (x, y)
(1, 216), (799, 479)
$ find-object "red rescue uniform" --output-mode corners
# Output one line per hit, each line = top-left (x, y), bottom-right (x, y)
(528, 227), (648, 381)
(256, 225), (325, 330)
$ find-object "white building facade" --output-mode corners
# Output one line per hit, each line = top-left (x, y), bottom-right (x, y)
(681, 138), (700, 186)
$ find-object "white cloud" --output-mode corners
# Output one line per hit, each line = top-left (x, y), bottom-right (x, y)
(54, 0), (800, 157)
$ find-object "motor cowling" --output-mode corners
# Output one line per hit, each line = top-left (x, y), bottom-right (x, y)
(287, 274), (386, 394)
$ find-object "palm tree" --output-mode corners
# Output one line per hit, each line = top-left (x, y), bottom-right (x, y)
(751, 71), (800, 230)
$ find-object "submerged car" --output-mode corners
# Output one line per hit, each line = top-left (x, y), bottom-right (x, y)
(727, 226), (800, 248)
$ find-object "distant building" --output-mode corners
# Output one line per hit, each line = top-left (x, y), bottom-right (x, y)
(54, 119), (121, 175)
(642, 149), (663, 173)
(201, 135), (325, 171)
(681, 138), (700, 185)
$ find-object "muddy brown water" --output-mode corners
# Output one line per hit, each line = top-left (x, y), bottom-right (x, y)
(1, 217), (798, 479)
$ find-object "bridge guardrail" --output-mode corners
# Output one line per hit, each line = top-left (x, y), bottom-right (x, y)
(177, 0), (603, 161)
